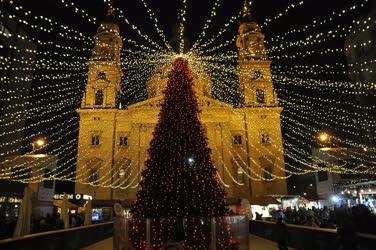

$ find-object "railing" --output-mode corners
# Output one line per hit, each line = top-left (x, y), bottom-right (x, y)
(250, 220), (376, 250)
(125, 216), (249, 250)
(0, 222), (113, 250)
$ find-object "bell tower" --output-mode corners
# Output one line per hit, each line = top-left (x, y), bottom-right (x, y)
(236, 0), (277, 107)
(81, 14), (122, 109)
(75, 10), (123, 202)
(236, 0), (287, 199)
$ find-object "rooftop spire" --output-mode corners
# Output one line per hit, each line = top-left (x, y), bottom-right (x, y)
(101, 0), (117, 25)
(242, 0), (252, 18)
(106, 6), (114, 17)
(106, 0), (115, 17)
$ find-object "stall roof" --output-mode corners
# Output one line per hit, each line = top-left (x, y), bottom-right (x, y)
(249, 196), (280, 206)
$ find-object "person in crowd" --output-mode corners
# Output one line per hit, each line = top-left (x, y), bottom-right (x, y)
(0, 215), (7, 239)
(39, 217), (49, 232)
(267, 204), (376, 235)
(54, 212), (64, 230)
(255, 212), (262, 220)
(304, 215), (319, 227)
(164, 219), (185, 250)
(337, 215), (357, 250)
(273, 217), (288, 250)
(71, 214), (77, 227)
(113, 203), (127, 250)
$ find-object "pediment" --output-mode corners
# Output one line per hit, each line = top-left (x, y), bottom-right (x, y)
(197, 96), (233, 110)
(127, 96), (164, 110)
(128, 96), (233, 110)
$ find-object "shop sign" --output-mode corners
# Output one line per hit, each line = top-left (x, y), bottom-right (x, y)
(0, 196), (22, 203)
(53, 193), (92, 201)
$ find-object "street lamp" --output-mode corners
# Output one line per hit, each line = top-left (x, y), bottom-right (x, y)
(317, 132), (330, 144)
(31, 138), (46, 153)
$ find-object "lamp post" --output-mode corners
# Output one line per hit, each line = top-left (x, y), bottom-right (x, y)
(31, 138), (46, 153)
(317, 131), (330, 144)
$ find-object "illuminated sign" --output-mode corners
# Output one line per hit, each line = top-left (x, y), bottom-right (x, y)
(53, 193), (92, 201)
(0, 196), (22, 203)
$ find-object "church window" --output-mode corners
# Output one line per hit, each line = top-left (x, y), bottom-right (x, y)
(232, 157), (246, 185)
(260, 156), (274, 181)
(237, 167), (244, 184)
(117, 159), (131, 187)
(253, 70), (262, 79)
(264, 165), (273, 181)
(261, 131), (270, 145)
(98, 72), (106, 80)
(256, 89), (265, 103)
(119, 169), (125, 177)
(119, 136), (128, 146)
(91, 135), (100, 145)
(233, 135), (242, 145)
(95, 90), (104, 106)
(89, 167), (99, 184)
(87, 158), (102, 184)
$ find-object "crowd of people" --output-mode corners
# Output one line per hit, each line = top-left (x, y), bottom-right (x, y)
(32, 211), (85, 233)
(254, 204), (376, 250)
(0, 211), (86, 239)
(263, 204), (376, 234)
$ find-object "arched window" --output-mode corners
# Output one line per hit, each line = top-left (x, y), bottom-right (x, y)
(260, 156), (274, 181)
(89, 168), (99, 184)
(116, 159), (131, 187)
(232, 157), (246, 185)
(253, 70), (262, 79)
(98, 72), (106, 80)
(87, 158), (102, 184)
(260, 130), (270, 145)
(237, 167), (244, 184)
(256, 89), (265, 103)
(264, 165), (273, 180)
(233, 135), (242, 145)
(95, 90), (104, 106)
(91, 134), (100, 146)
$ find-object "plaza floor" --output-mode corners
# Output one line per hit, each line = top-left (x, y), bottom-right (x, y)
(81, 234), (294, 250)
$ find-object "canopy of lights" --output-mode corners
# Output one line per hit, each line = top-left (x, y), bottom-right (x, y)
(0, 0), (375, 189)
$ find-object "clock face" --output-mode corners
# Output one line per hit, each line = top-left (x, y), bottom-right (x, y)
(98, 72), (106, 80)
(253, 70), (262, 79)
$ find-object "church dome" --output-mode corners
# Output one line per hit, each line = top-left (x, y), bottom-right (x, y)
(147, 62), (212, 99)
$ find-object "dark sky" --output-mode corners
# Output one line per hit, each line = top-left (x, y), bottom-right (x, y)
(17, 0), (369, 52)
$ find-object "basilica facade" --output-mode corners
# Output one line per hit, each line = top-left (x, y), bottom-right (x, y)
(75, 3), (287, 205)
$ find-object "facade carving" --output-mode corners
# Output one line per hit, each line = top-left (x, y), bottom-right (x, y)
(75, 5), (287, 203)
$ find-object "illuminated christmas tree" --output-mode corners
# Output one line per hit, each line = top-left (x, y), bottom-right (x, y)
(130, 58), (233, 249)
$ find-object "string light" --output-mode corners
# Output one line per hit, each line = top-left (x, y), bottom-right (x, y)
(0, 0), (374, 193)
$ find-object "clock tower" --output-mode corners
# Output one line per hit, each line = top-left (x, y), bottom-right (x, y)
(75, 14), (123, 203)
(81, 20), (122, 109)
(236, 0), (287, 198)
(236, 0), (277, 107)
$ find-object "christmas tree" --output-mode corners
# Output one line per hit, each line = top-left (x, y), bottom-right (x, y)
(131, 57), (228, 218)
(130, 58), (234, 249)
